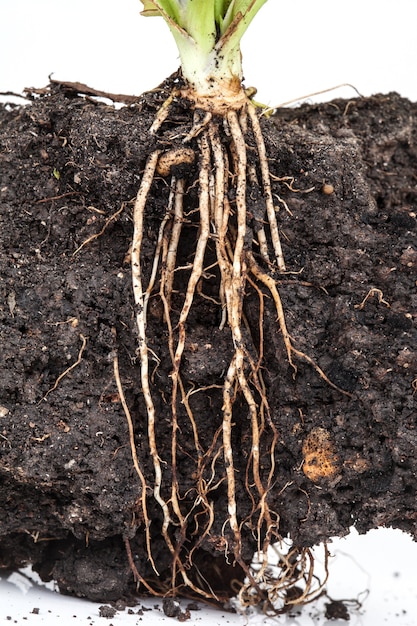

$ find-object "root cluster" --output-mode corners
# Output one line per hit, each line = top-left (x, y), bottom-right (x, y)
(126, 91), (329, 609)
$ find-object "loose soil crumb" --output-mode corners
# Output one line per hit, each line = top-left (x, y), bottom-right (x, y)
(162, 598), (190, 621)
(98, 605), (117, 619)
(0, 82), (416, 603)
(325, 599), (350, 620)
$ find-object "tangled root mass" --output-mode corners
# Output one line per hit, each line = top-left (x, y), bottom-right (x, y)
(126, 91), (332, 608)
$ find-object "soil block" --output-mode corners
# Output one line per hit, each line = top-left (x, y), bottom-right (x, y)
(0, 82), (416, 602)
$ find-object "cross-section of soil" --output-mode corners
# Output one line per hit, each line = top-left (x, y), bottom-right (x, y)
(0, 82), (416, 603)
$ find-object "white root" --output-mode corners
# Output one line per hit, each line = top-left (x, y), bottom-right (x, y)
(113, 348), (159, 580)
(248, 103), (286, 272)
(143, 179), (175, 321)
(164, 178), (185, 306)
(131, 150), (173, 535)
(168, 133), (211, 555)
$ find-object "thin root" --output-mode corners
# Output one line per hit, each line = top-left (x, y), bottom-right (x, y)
(40, 334), (87, 402)
(73, 203), (125, 256)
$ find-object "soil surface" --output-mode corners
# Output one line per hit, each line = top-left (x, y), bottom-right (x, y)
(0, 80), (416, 603)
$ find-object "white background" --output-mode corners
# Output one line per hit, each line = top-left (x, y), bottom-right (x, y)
(1, 1), (417, 624)
(1, 0), (417, 106)
(2, 528), (417, 625)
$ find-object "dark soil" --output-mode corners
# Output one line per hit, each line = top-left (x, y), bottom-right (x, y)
(0, 80), (416, 603)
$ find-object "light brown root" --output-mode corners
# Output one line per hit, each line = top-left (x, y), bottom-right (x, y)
(142, 179), (176, 321)
(247, 103), (286, 272)
(133, 159), (208, 599)
(131, 150), (173, 548)
(40, 333), (87, 402)
(124, 536), (162, 596)
(166, 133), (211, 587)
(164, 177), (185, 306)
(355, 287), (390, 310)
(73, 203), (125, 256)
(247, 252), (352, 397)
(149, 90), (178, 135)
(208, 113), (280, 591)
(247, 252), (296, 371)
(238, 543), (329, 614)
(112, 343), (157, 578)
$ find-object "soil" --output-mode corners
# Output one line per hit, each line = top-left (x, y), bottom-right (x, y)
(0, 79), (416, 604)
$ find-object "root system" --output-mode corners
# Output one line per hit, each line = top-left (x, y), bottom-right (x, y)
(125, 88), (354, 606)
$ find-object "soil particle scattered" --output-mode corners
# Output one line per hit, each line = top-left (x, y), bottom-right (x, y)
(0, 82), (416, 603)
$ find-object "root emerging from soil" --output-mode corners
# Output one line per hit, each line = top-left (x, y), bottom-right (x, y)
(128, 91), (332, 609)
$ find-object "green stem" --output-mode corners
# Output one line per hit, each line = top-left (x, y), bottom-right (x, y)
(140, 0), (268, 99)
